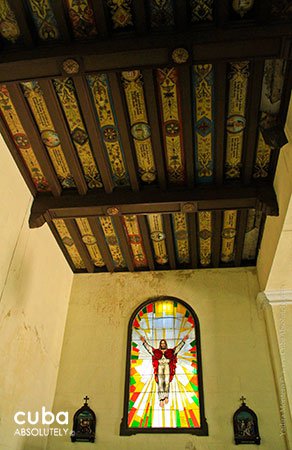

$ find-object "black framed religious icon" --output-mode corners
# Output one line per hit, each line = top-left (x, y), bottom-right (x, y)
(71, 396), (96, 443)
(233, 396), (261, 445)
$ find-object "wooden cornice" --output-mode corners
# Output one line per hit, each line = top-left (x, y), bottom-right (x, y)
(29, 182), (279, 229)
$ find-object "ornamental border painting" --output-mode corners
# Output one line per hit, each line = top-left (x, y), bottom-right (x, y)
(120, 296), (208, 435)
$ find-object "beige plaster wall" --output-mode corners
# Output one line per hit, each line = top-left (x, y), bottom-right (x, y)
(47, 268), (284, 450)
(0, 136), (73, 450)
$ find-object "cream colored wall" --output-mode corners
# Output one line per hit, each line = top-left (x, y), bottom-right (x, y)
(47, 268), (285, 450)
(0, 136), (73, 450)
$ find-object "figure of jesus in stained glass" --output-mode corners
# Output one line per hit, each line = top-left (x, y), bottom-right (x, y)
(127, 300), (201, 429)
(140, 334), (189, 408)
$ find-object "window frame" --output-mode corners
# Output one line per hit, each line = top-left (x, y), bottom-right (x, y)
(120, 295), (208, 435)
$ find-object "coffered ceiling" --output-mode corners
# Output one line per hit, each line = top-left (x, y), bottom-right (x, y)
(0, 0), (291, 273)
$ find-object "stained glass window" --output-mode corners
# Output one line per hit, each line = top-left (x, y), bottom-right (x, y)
(120, 297), (208, 435)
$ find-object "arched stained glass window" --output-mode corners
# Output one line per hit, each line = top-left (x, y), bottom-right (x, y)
(120, 296), (208, 435)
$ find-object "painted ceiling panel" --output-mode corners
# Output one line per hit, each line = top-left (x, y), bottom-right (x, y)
(27, 0), (60, 41)
(21, 80), (75, 189)
(122, 215), (148, 268)
(193, 64), (214, 183)
(198, 211), (212, 267)
(106, 0), (133, 30)
(147, 214), (168, 265)
(66, 0), (98, 39)
(221, 210), (238, 263)
(0, 0), (20, 43)
(53, 218), (85, 269)
(190, 0), (214, 23)
(225, 62), (250, 180)
(87, 74), (130, 187)
(53, 77), (103, 189)
(149, 0), (175, 28)
(172, 213), (190, 265)
(75, 218), (105, 267)
(0, 84), (50, 191)
(121, 70), (157, 184)
(99, 216), (126, 269)
(156, 68), (186, 185)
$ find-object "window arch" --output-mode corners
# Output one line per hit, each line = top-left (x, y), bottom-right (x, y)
(120, 296), (208, 435)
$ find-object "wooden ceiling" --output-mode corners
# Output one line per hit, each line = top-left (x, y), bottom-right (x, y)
(0, 0), (291, 273)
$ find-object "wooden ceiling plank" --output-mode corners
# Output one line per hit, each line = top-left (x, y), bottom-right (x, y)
(163, 214), (176, 269)
(73, 76), (114, 193)
(111, 216), (135, 272)
(8, 83), (61, 196)
(9, 0), (33, 47)
(179, 65), (194, 188)
(212, 210), (222, 268)
(132, 0), (148, 34)
(243, 61), (265, 185)
(91, 0), (109, 38)
(48, 221), (77, 272)
(0, 116), (36, 196)
(214, 0), (229, 25)
(215, 62), (227, 185)
(187, 213), (198, 269)
(29, 182), (279, 228)
(63, 218), (95, 273)
(51, 1), (71, 42)
(107, 72), (140, 191)
(87, 217), (115, 272)
(142, 68), (167, 190)
(37, 79), (88, 195)
(234, 209), (248, 267)
(174, 1), (188, 31)
(137, 215), (155, 271)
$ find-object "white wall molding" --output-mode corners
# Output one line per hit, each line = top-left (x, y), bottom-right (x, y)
(264, 290), (292, 305)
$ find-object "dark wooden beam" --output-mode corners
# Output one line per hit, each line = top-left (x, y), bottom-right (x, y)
(51, 1), (71, 42)
(9, 0), (33, 47)
(0, 25), (291, 81)
(280, 60), (292, 127)
(142, 68), (167, 190)
(242, 61), (265, 184)
(137, 215), (155, 271)
(107, 72), (140, 191)
(0, 116), (36, 196)
(64, 219), (95, 273)
(163, 215), (176, 269)
(212, 211), (222, 268)
(174, 1), (188, 31)
(36, 79), (88, 195)
(87, 217), (115, 272)
(234, 209), (248, 267)
(132, 0), (148, 34)
(112, 216), (135, 272)
(29, 182), (279, 228)
(179, 65), (194, 188)
(48, 221), (76, 272)
(92, 0), (109, 38)
(214, 0), (229, 25)
(8, 83), (61, 196)
(215, 62), (227, 185)
(187, 213), (198, 269)
(73, 76), (114, 193)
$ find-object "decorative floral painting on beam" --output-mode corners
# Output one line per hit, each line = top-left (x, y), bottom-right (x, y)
(120, 297), (208, 435)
